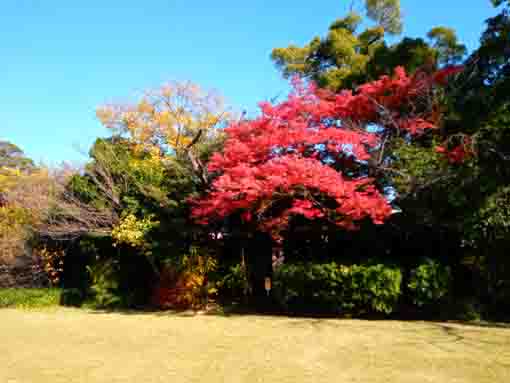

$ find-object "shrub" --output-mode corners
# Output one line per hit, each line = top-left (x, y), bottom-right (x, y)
(487, 279), (510, 320)
(87, 259), (126, 308)
(33, 246), (65, 286)
(273, 260), (402, 315)
(60, 288), (87, 307)
(217, 263), (251, 300)
(0, 288), (61, 308)
(408, 258), (451, 307)
(152, 246), (218, 309)
(451, 298), (482, 321)
(85, 248), (155, 309)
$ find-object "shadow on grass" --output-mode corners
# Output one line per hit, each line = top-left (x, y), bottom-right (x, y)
(77, 301), (510, 331)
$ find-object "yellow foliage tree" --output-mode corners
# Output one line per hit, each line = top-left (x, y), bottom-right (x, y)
(0, 166), (57, 266)
(96, 81), (231, 155)
(111, 213), (159, 249)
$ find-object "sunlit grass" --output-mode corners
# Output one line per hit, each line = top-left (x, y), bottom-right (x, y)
(0, 288), (61, 309)
(1, 308), (509, 382)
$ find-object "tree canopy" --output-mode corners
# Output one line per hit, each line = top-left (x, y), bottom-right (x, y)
(0, 140), (34, 174)
(192, 67), (455, 239)
(271, 1), (464, 91)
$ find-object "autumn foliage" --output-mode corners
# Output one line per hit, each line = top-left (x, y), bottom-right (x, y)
(96, 81), (230, 154)
(435, 135), (473, 164)
(193, 67), (456, 236)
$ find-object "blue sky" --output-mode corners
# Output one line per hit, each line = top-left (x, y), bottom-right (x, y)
(0, 1), (500, 165)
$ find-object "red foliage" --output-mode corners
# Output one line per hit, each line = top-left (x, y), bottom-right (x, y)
(151, 267), (199, 309)
(432, 65), (464, 86)
(435, 136), (473, 164)
(193, 68), (450, 235)
(152, 286), (191, 309)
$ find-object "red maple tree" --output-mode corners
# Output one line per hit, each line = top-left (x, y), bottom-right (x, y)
(192, 67), (457, 237)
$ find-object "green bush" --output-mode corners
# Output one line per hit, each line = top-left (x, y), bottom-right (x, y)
(217, 263), (251, 299)
(87, 259), (123, 308)
(273, 261), (402, 315)
(86, 254), (154, 309)
(60, 288), (87, 307)
(451, 298), (482, 321)
(408, 258), (451, 307)
(0, 288), (62, 308)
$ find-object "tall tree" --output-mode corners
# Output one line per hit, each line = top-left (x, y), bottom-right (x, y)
(96, 81), (231, 184)
(42, 82), (233, 270)
(365, 0), (402, 34)
(383, 1), (510, 313)
(193, 68), (453, 240)
(271, 11), (387, 90)
(271, 1), (463, 91)
(427, 27), (466, 66)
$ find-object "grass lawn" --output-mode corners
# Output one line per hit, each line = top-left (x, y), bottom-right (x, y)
(1, 308), (509, 383)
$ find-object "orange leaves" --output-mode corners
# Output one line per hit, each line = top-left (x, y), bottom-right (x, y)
(152, 250), (217, 309)
(33, 246), (65, 286)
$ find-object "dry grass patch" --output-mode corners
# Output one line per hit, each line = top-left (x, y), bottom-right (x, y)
(1, 308), (509, 383)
